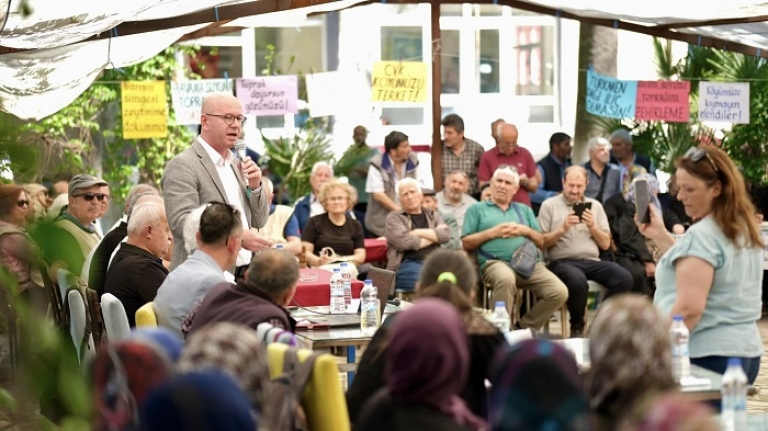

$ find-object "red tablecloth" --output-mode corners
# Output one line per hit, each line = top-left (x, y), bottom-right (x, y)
(293, 268), (364, 307)
(364, 238), (387, 263)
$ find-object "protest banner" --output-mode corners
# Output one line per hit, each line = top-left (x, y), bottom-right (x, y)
(698, 82), (750, 124)
(586, 70), (637, 119)
(371, 61), (427, 103)
(121, 81), (167, 139)
(635, 80), (690, 122)
(236, 76), (299, 116)
(306, 70), (369, 117)
(171, 79), (233, 125)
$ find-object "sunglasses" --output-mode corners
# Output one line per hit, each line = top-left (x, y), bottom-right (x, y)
(17, 200), (29, 208)
(206, 201), (239, 245)
(74, 192), (110, 202)
(684, 147), (719, 172)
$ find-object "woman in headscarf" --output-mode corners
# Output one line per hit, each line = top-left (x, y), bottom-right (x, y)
(347, 250), (504, 423)
(356, 298), (487, 431)
(585, 294), (676, 431)
(139, 371), (256, 431)
(489, 339), (594, 431)
(177, 322), (270, 422)
(617, 393), (718, 431)
(91, 340), (174, 431)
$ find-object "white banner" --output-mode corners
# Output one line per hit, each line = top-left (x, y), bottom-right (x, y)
(698, 81), (750, 124)
(305, 70), (369, 118)
(171, 79), (234, 125)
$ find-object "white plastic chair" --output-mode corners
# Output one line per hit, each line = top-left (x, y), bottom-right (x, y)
(101, 294), (131, 342)
(66, 289), (95, 364)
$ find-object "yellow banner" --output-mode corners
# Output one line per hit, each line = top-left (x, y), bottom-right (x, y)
(121, 81), (168, 139)
(371, 61), (427, 103)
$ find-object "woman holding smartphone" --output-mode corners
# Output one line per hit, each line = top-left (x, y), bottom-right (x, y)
(638, 146), (763, 383)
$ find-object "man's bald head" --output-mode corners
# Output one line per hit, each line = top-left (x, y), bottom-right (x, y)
(200, 93), (239, 113)
(134, 195), (164, 207)
(497, 124), (519, 156)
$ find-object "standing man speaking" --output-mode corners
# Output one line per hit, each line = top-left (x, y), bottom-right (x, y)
(162, 93), (270, 277)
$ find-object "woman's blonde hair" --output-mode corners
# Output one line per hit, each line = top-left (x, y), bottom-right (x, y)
(676, 146), (762, 248)
(317, 179), (354, 212)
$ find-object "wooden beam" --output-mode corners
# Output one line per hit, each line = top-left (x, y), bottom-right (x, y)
(430, 1), (443, 192)
(654, 15), (768, 30)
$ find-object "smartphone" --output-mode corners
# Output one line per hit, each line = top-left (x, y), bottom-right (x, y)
(634, 178), (651, 224)
(573, 202), (592, 221)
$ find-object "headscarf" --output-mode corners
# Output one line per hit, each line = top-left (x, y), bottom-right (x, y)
(92, 341), (173, 431)
(617, 393), (718, 431)
(385, 298), (487, 431)
(127, 327), (184, 362)
(488, 339), (594, 431)
(139, 371), (256, 431)
(623, 172), (662, 213)
(585, 294), (675, 422)
(177, 322), (270, 412)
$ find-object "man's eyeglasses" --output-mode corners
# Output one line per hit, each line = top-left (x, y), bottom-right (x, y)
(74, 192), (110, 202)
(17, 200), (29, 208)
(684, 147), (719, 172)
(204, 113), (247, 126)
(207, 201), (238, 245)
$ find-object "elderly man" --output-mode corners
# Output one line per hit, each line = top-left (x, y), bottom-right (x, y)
(609, 129), (656, 193)
(365, 131), (420, 237)
(187, 248), (298, 335)
(436, 170), (476, 231)
(104, 201), (172, 327)
(531, 132), (572, 214)
(385, 179), (450, 292)
(441, 114), (484, 198)
(259, 177), (301, 255)
(154, 202), (244, 337)
(584, 137), (622, 203)
(293, 161), (333, 232)
(86, 184), (159, 295)
(162, 93), (270, 279)
(478, 123), (539, 207)
(538, 166), (633, 337)
(462, 166), (567, 330)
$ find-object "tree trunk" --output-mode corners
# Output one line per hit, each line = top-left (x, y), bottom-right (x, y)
(573, 23), (618, 164)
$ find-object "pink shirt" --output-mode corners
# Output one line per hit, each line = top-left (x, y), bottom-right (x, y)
(478, 146), (537, 206)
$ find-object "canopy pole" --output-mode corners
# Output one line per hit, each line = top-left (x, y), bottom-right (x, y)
(430, 0), (443, 192)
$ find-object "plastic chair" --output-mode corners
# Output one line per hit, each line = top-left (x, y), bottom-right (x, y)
(66, 289), (95, 364)
(266, 343), (351, 431)
(135, 302), (158, 327)
(584, 280), (608, 331)
(101, 294), (131, 342)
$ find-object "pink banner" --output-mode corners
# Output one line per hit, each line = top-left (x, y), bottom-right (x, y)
(635, 80), (690, 122)
(236, 76), (298, 116)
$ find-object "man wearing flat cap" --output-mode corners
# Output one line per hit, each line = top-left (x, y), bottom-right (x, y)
(31, 174), (108, 281)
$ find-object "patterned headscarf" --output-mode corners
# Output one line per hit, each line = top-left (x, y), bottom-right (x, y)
(489, 339), (594, 431)
(585, 294), (676, 423)
(92, 340), (173, 431)
(140, 371), (256, 431)
(127, 327), (184, 362)
(624, 172), (662, 213)
(621, 165), (649, 200)
(617, 393), (718, 431)
(386, 298), (488, 431)
(177, 322), (270, 413)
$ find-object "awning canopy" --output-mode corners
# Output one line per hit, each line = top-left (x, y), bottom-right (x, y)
(2, 0), (768, 120)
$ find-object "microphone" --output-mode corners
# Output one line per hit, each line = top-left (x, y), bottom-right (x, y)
(234, 139), (247, 162)
(387, 297), (401, 307)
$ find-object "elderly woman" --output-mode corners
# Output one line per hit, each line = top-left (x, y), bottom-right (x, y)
(639, 146), (764, 383)
(23, 183), (50, 221)
(585, 294), (675, 430)
(0, 184), (47, 313)
(301, 179), (365, 271)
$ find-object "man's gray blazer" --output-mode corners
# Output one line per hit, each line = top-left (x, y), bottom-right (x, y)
(161, 138), (269, 269)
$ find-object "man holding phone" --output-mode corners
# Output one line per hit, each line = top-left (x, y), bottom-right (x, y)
(538, 166), (632, 337)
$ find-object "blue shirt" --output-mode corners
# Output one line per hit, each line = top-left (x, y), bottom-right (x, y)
(654, 216), (764, 358)
(270, 204), (300, 238)
(462, 200), (540, 267)
(531, 155), (571, 205)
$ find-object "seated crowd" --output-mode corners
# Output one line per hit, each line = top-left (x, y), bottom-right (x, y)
(0, 95), (763, 430)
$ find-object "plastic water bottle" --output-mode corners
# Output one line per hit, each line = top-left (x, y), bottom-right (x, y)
(721, 358), (748, 431)
(340, 262), (353, 310)
(491, 301), (511, 334)
(329, 269), (345, 314)
(670, 315), (691, 382)
(360, 279), (380, 336)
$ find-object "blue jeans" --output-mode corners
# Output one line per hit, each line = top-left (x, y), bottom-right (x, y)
(691, 355), (761, 384)
(395, 259), (422, 292)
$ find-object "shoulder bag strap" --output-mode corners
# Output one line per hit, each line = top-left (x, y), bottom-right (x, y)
(595, 167), (610, 203)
